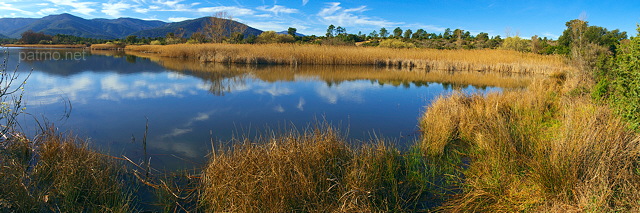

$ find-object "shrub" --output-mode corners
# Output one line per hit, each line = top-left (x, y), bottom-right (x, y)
(379, 39), (416, 48)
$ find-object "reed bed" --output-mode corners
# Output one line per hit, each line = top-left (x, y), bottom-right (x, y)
(126, 43), (572, 75)
(90, 44), (125, 50)
(419, 75), (640, 211)
(114, 50), (534, 89)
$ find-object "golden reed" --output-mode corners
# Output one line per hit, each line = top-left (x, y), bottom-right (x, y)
(125, 43), (573, 75)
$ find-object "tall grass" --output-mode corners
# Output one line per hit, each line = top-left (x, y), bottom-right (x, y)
(419, 75), (640, 211)
(199, 125), (451, 212)
(0, 129), (134, 212)
(126, 43), (572, 75)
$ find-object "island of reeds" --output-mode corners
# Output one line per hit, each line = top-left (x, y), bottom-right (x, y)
(1, 19), (639, 212)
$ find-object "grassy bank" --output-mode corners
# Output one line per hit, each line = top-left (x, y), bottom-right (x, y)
(419, 76), (640, 211)
(125, 43), (571, 74)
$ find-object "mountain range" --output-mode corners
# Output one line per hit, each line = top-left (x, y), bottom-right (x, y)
(0, 13), (264, 39)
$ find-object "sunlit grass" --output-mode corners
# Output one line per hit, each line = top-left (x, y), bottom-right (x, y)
(419, 75), (640, 211)
(0, 129), (134, 212)
(125, 43), (573, 75)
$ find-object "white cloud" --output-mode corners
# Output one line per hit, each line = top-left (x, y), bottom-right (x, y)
(343, 5), (367, 13)
(542, 32), (559, 39)
(162, 128), (192, 138)
(168, 17), (190, 22)
(302, 0), (309, 6)
(297, 97), (305, 111)
(101, 1), (133, 17)
(245, 21), (291, 32)
(254, 85), (294, 96)
(47, 0), (97, 16)
(197, 6), (255, 16)
(37, 7), (59, 16)
(404, 24), (447, 33)
(315, 82), (375, 104)
(257, 5), (299, 16)
(273, 104), (285, 113)
(0, 2), (34, 15)
(151, 0), (191, 11)
(317, 2), (400, 27)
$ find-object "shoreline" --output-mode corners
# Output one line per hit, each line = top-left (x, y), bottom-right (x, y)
(2, 44), (87, 48)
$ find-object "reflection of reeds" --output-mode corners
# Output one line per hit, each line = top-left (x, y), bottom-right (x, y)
(126, 44), (573, 75)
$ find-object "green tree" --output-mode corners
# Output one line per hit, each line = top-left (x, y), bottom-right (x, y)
(257, 31), (295, 43)
(412, 29), (427, 40)
(326, 25), (335, 37)
(19, 30), (53, 44)
(393, 27), (403, 38)
(501, 36), (530, 52)
(287, 27), (297, 37)
(453, 29), (464, 40)
(403, 29), (413, 39)
(476, 32), (489, 41)
(369, 30), (379, 39)
(125, 35), (138, 44)
(335, 26), (346, 36)
(189, 32), (206, 43)
(379, 27), (389, 38)
(443, 28), (452, 39)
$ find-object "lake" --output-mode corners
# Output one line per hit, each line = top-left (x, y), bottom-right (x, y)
(4, 48), (530, 170)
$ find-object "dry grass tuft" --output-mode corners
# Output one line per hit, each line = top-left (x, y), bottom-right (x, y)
(200, 125), (442, 212)
(200, 125), (352, 212)
(0, 129), (133, 212)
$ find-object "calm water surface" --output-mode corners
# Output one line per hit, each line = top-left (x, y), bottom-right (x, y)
(6, 48), (518, 170)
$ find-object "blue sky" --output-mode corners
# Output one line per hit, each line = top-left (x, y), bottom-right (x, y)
(0, 0), (638, 38)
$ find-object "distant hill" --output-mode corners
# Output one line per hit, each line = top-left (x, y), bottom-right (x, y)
(132, 17), (262, 38)
(0, 18), (37, 36)
(0, 14), (166, 39)
(277, 31), (305, 37)
(0, 34), (8, 39)
(0, 14), (264, 40)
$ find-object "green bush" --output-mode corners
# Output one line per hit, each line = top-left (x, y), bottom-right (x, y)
(378, 39), (415, 48)
(609, 27), (640, 129)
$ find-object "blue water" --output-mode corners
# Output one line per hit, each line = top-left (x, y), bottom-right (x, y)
(4, 48), (505, 170)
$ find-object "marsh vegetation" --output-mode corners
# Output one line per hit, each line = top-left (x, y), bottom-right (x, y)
(126, 43), (570, 75)
(1, 21), (639, 212)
